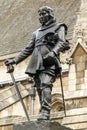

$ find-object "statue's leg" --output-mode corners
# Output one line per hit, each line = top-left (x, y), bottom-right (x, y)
(34, 75), (42, 111)
(39, 86), (52, 120)
(37, 88), (42, 107)
(37, 72), (55, 120)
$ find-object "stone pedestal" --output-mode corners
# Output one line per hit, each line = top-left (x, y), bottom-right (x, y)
(13, 121), (72, 130)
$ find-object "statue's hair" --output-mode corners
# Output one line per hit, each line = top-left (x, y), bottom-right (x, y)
(38, 6), (54, 18)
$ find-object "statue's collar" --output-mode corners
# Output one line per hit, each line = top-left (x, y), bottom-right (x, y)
(39, 21), (57, 31)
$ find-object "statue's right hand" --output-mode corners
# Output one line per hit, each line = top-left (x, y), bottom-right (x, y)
(4, 59), (15, 66)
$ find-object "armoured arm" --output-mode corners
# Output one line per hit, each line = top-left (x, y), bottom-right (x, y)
(14, 34), (35, 64)
(43, 25), (67, 67)
(52, 26), (66, 55)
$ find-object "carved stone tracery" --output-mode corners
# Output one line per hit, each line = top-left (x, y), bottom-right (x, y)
(74, 24), (84, 44)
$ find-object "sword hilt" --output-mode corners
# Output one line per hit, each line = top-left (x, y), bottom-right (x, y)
(7, 64), (14, 73)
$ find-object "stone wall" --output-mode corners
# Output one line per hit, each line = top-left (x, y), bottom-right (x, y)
(0, 0), (81, 56)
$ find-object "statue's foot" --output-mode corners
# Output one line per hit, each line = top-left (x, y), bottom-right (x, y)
(37, 113), (50, 121)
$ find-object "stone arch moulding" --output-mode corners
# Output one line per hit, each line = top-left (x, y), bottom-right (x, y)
(51, 93), (64, 113)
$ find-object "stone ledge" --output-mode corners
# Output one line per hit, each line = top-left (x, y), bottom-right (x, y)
(66, 107), (87, 116)
(13, 121), (72, 130)
(62, 114), (87, 125)
(0, 112), (64, 126)
(0, 108), (87, 126)
(64, 89), (87, 99)
(65, 122), (87, 130)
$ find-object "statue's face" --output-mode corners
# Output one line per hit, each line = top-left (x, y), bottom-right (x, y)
(38, 10), (50, 25)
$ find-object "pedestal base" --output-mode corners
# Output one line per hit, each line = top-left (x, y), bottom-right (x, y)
(13, 121), (72, 130)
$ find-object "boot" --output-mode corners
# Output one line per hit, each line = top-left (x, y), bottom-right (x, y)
(37, 86), (51, 120)
(37, 88), (42, 113)
(37, 109), (50, 120)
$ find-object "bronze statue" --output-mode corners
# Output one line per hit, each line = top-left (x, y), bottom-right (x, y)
(5, 6), (70, 120)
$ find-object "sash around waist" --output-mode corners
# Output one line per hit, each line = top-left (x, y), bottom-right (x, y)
(35, 42), (47, 47)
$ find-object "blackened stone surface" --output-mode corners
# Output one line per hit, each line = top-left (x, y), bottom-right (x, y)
(13, 121), (73, 130)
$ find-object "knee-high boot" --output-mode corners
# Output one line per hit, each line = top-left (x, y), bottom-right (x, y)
(37, 85), (52, 120)
(37, 88), (42, 111)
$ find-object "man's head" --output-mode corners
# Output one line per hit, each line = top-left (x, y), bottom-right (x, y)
(38, 6), (54, 25)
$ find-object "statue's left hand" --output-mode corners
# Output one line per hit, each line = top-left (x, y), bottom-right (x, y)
(43, 52), (55, 67)
(44, 51), (55, 59)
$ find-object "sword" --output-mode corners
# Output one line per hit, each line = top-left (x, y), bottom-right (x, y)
(59, 72), (66, 117)
(6, 64), (30, 121)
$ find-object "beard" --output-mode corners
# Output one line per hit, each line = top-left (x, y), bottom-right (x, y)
(39, 16), (50, 26)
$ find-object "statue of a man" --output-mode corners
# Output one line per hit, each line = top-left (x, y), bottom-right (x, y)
(5, 6), (69, 120)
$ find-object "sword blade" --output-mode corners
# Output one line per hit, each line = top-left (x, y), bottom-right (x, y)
(10, 72), (30, 121)
(60, 75), (66, 117)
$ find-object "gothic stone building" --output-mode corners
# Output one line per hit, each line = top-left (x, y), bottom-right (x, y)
(0, 0), (87, 129)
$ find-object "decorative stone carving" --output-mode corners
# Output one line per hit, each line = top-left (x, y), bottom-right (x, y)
(51, 94), (64, 112)
(74, 24), (84, 44)
(65, 58), (72, 65)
